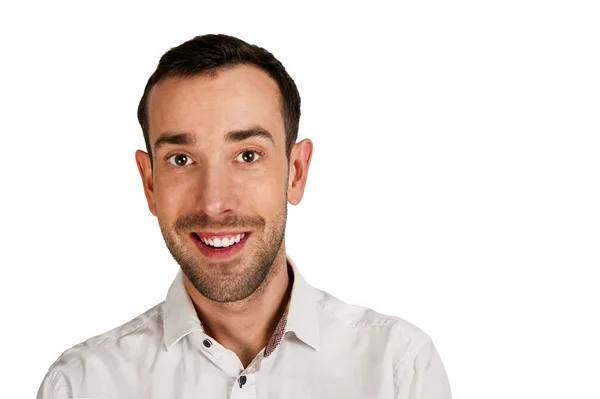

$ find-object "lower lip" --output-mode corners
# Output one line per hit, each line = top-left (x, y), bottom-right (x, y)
(191, 233), (250, 260)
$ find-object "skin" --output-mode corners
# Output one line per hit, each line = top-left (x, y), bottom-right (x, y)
(135, 64), (313, 368)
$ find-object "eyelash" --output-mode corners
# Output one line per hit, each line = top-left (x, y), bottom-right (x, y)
(164, 149), (265, 168)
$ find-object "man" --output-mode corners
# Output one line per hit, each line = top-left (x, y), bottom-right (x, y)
(37, 34), (452, 398)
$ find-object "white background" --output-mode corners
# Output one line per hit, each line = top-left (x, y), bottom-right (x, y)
(1, 1), (598, 398)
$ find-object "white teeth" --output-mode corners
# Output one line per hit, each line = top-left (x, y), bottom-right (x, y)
(199, 233), (246, 248)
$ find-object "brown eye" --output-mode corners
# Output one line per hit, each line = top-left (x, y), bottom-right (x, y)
(236, 150), (261, 163)
(167, 154), (192, 167)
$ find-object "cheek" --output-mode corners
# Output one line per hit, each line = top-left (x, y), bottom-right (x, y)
(153, 174), (189, 219)
(234, 172), (286, 211)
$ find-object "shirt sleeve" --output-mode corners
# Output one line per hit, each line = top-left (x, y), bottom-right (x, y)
(36, 370), (67, 399)
(394, 337), (452, 399)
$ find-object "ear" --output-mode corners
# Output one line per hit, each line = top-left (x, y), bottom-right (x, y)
(135, 149), (157, 216)
(287, 139), (313, 205)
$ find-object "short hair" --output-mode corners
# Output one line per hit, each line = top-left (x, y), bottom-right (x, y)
(137, 34), (301, 166)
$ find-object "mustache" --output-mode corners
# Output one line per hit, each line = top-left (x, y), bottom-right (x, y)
(175, 213), (265, 232)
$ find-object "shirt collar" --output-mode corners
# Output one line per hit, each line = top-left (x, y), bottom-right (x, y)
(283, 255), (320, 351)
(162, 254), (320, 353)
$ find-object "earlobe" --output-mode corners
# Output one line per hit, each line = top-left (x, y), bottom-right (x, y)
(135, 150), (157, 216)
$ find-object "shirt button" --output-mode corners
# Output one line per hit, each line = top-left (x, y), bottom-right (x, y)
(202, 338), (212, 348)
(238, 375), (247, 387)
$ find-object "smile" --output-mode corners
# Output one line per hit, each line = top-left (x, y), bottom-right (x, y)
(191, 231), (251, 260)
(196, 232), (246, 248)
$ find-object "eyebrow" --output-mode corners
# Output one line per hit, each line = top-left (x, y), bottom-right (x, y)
(153, 132), (196, 152)
(153, 127), (276, 152)
(225, 127), (275, 145)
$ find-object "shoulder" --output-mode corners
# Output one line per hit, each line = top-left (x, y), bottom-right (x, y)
(44, 301), (165, 387)
(314, 286), (430, 337)
(313, 286), (433, 366)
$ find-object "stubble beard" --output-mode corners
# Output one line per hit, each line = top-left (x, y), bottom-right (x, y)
(159, 198), (288, 303)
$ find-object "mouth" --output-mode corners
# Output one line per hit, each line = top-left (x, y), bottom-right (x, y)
(191, 231), (251, 260)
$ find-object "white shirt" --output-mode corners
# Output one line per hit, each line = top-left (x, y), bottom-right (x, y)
(37, 256), (452, 398)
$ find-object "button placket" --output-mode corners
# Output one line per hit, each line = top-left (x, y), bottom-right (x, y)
(230, 373), (256, 398)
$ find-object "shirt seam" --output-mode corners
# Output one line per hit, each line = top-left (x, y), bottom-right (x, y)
(321, 302), (401, 329)
(48, 369), (68, 397)
(99, 308), (164, 347)
(392, 335), (431, 390)
(58, 307), (164, 364)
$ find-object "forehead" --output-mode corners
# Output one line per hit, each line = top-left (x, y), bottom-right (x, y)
(146, 64), (285, 145)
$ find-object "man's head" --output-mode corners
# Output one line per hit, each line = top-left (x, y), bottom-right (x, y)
(137, 34), (302, 167)
(135, 34), (313, 303)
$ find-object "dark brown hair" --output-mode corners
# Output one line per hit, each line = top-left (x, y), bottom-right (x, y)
(137, 34), (301, 166)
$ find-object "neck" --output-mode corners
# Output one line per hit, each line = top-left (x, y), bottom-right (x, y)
(183, 246), (292, 366)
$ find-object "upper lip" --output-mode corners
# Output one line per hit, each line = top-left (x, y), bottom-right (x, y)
(193, 231), (249, 238)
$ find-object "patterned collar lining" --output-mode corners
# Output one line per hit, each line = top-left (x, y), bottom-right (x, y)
(263, 264), (294, 357)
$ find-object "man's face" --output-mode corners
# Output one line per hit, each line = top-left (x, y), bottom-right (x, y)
(136, 65), (307, 303)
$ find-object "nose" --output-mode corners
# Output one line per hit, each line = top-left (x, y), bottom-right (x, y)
(195, 163), (237, 218)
